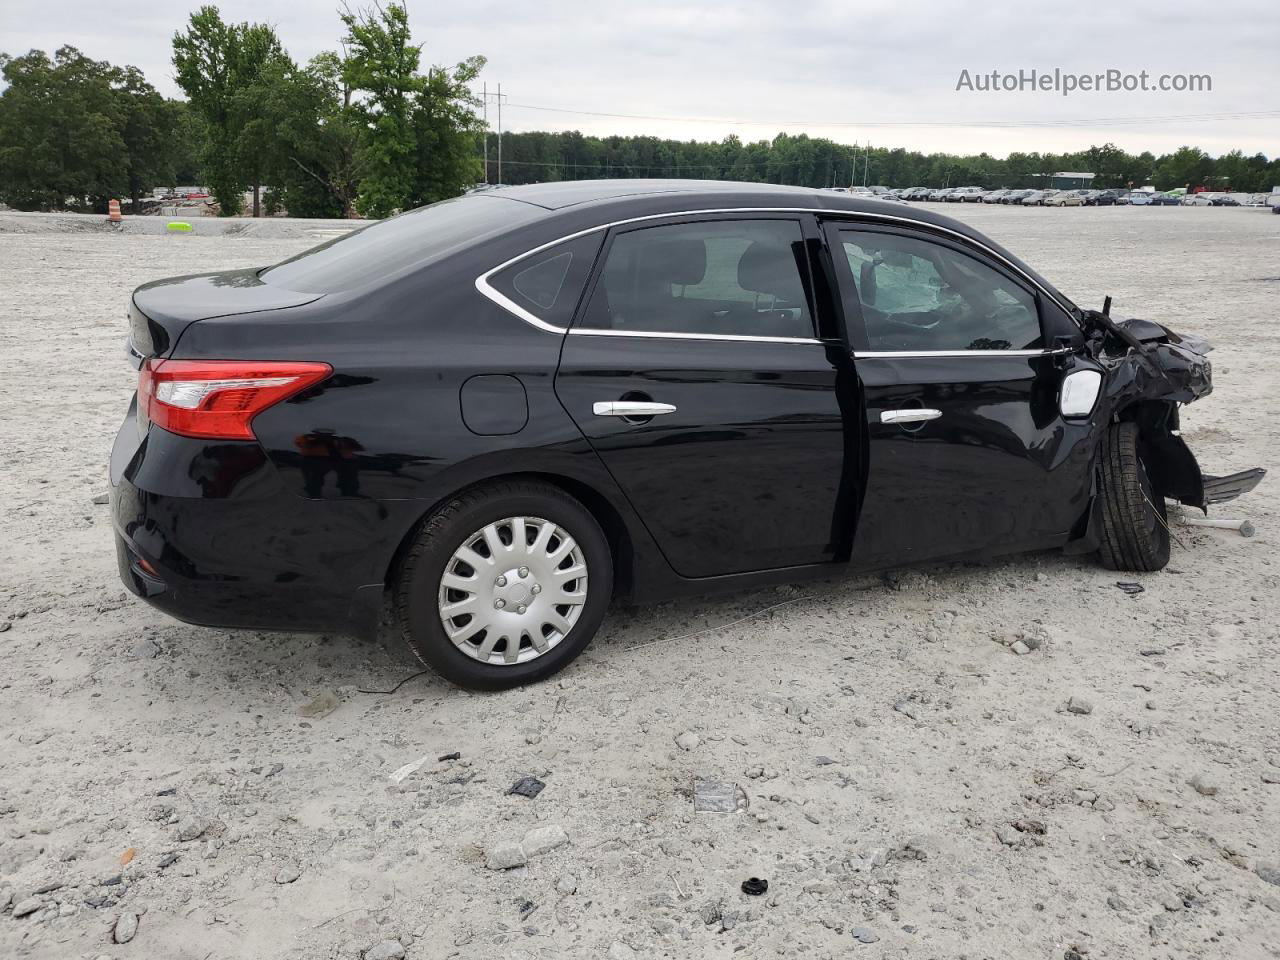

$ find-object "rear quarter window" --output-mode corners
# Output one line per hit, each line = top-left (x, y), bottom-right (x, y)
(483, 233), (604, 330)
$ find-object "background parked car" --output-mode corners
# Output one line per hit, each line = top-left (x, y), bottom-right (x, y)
(948, 186), (984, 202)
(1084, 191), (1119, 206)
(1148, 192), (1182, 206)
(1127, 192), (1154, 206)
(1001, 189), (1033, 204)
(927, 188), (953, 201)
(982, 189), (1010, 203)
(1044, 191), (1084, 207)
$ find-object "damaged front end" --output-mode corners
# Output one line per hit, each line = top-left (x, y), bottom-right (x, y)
(1087, 310), (1215, 509)
(1065, 307), (1264, 554)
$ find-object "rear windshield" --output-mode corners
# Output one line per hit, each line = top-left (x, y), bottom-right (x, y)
(260, 195), (543, 294)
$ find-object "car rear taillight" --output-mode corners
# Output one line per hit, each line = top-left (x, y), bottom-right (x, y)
(138, 359), (332, 441)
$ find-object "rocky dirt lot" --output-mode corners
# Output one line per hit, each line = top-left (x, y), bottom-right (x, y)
(1, 205), (1278, 960)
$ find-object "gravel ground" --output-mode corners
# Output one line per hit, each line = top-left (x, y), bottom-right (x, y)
(1, 204), (1279, 960)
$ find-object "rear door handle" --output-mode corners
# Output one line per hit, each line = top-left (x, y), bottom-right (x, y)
(880, 408), (941, 424)
(593, 401), (678, 417)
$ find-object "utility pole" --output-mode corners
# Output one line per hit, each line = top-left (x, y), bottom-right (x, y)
(479, 84), (507, 185)
(863, 142), (870, 187)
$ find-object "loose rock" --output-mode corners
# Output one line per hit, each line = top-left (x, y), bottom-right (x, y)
(851, 926), (879, 943)
(1255, 862), (1280, 887)
(555, 874), (578, 896)
(176, 816), (209, 842)
(275, 863), (301, 884)
(674, 731), (700, 751)
(1188, 774), (1219, 797)
(364, 940), (405, 960)
(1066, 696), (1093, 715)
(522, 824), (569, 858)
(113, 912), (139, 944)
(485, 841), (527, 871)
(12, 896), (44, 918)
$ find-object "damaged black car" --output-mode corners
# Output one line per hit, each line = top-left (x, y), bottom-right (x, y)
(110, 180), (1264, 688)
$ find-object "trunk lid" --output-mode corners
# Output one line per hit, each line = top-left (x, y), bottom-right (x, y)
(128, 268), (323, 363)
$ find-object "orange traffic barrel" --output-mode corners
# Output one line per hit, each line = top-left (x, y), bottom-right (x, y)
(108, 199), (122, 222)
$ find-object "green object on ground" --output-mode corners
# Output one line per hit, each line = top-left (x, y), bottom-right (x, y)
(167, 221), (193, 232)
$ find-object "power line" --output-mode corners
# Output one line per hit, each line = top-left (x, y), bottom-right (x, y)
(500, 102), (1280, 130)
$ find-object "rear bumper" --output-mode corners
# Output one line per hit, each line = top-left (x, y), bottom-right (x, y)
(112, 527), (383, 633)
(110, 412), (387, 636)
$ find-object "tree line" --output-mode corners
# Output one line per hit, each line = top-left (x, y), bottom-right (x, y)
(487, 133), (1280, 194)
(1, 6), (1277, 218)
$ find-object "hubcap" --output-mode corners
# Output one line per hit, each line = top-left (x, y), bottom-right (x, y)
(437, 516), (588, 665)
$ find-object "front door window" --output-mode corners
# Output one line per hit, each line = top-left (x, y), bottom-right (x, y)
(839, 231), (1042, 351)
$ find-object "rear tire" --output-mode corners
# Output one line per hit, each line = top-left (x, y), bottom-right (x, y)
(394, 480), (613, 690)
(1097, 422), (1171, 571)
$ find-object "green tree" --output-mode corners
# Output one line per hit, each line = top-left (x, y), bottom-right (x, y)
(275, 52), (364, 218)
(409, 56), (486, 205)
(1153, 146), (1213, 192)
(0, 47), (126, 210)
(117, 65), (182, 210)
(173, 6), (292, 215)
(173, 8), (242, 213)
(340, 2), (422, 217)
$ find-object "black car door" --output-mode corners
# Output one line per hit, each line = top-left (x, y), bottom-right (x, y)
(825, 221), (1100, 568)
(553, 214), (854, 579)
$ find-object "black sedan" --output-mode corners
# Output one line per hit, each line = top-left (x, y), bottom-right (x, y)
(112, 180), (1262, 688)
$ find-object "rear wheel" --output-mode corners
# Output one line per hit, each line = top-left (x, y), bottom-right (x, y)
(1097, 422), (1171, 571)
(394, 481), (612, 689)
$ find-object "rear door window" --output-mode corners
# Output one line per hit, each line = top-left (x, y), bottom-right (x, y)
(577, 219), (816, 339)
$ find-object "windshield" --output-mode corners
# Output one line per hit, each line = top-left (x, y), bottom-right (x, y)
(260, 195), (543, 294)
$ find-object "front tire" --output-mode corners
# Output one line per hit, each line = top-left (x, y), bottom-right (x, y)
(1097, 422), (1171, 571)
(394, 480), (613, 689)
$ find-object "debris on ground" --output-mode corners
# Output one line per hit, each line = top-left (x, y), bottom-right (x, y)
(508, 776), (546, 799)
(692, 780), (747, 813)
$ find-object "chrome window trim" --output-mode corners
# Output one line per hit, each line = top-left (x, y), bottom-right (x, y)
(473, 206), (1079, 341)
(569, 328), (822, 345)
(854, 347), (1072, 359)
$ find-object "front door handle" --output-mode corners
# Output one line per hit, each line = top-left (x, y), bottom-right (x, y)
(880, 408), (941, 425)
(593, 401), (678, 418)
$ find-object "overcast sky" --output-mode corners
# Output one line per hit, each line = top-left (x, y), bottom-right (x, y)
(2, 0), (1277, 158)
